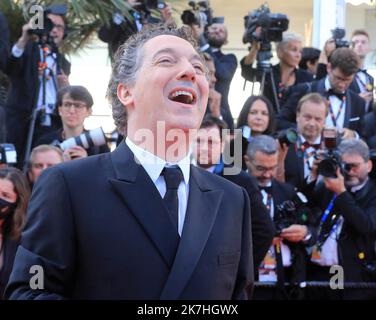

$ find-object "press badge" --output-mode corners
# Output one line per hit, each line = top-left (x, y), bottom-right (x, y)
(311, 245), (322, 262)
(258, 249), (277, 282)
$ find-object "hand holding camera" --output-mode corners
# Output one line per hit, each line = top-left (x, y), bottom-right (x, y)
(63, 145), (88, 161)
(279, 224), (308, 242)
(323, 167), (346, 195)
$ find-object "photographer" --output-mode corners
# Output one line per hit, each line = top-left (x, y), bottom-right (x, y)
(278, 47), (365, 138)
(98, 0), (174, 62)
(280, 93), (328, 192)
(241, 32), (313, 114)
(35, 85), (110, 161)
(201, 22), (237, 130)
(244, 135), (316, 299)
(308, 139), (376, 300)
(4, 5), (71, 167)
(317, 30), (374, 112)
(0, 11), (9, 72)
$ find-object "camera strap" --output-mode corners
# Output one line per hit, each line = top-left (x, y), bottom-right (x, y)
(315, 195), (342, 250)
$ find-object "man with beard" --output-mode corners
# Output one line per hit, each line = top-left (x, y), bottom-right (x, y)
(201, 23), (237, 129)
(308, 139), (376, 299)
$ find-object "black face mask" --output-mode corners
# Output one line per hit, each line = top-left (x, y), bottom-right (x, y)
(0, 197), (16, 220)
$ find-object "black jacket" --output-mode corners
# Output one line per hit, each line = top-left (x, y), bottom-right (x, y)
(216, 168), (275, 270)
(277, 78), (366, 133)
(6, 142), (253, 299)
(269, 179), (316, 284)
(0, 238), (18, 299)
(205, 49), (237, 129)
(310, 179), (376, 297)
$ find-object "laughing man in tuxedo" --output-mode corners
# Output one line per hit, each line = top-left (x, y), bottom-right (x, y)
(5, 24), (253, 300)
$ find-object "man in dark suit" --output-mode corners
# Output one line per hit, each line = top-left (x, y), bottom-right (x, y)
(193, 115), (275, 272)
(202, 23), (237, 130)
(282, 93), (328, 192)
(6, 24), (253, 300)
(0, 11), (9, 72)
(244, 135), (316, 300)
(278, 48), (365, 137)
(4, 6), (70, 167)
(307, 139), (376, 300)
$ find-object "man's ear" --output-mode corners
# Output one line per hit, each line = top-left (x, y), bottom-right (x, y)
(327, 62), (332, 74)
(117, 83), (134, 108)
(367, 159), (373, 174)
(244, 154), (251, 169)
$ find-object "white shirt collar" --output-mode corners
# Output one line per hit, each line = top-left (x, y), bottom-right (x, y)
(125, 137), (190, 185)
(350, 177), (369, 193)
(325, 76), (345, 95)
(300, 134), (321, 145)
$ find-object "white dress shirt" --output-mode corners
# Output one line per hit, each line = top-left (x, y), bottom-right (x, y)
(325, 77), (346, 129)
(126, 137), (190, 236)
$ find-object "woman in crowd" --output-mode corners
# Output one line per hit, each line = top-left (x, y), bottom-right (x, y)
(0, 167), (30, 299)
(235, 95), (276, 170)
(241, 33), (314, 113)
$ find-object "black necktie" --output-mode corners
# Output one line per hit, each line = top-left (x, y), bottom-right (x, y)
(162, 166), (183, 232)
(326, 88), (345, 100)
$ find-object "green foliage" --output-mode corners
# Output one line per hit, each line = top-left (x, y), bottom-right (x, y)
(0, 0), (184, 54)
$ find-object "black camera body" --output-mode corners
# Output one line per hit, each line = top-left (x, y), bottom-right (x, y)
(27, 10), (54, 38)
(181, 1), (213, 28)
(274, 192), (309, 234)
(277, 128), (298, 147)
(243, 3), (289, 45)
(331, 28), (350, 49)
(317, 132), (344, 178)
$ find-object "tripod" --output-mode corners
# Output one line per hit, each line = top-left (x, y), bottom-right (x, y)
(22, 37), (58, 173)
(245, 43), (281, 114)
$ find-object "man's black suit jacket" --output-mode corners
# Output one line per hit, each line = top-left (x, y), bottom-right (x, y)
(6, 142), (253, 300)
(217, 169), (275, 270)
(310, 179), (376, 296)
(277, 78), (366, 133)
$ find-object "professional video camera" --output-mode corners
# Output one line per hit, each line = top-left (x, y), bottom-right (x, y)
(274, 192), (309, 234)
(331, 28), (350, 49)
(181, 0), (213, 28)
(0, 144), (17, 166)
(317, 127), (344, 178)
(56, 128), (107, 152)
(242, 2), (289, 45)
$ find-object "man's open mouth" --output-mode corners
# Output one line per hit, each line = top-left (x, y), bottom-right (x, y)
(168, 89), (197, 105)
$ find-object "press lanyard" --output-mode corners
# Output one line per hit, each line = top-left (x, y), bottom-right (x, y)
(328, 97), (346, 127)
(316, 195), (339, 248)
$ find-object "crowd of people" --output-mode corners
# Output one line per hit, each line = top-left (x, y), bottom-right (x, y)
(0, 1), (376, 300)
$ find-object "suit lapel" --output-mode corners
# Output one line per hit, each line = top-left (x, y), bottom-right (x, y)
(108, 142), (180, 268)
(343, 90), (352, 127)
(160, 166), (223, 299)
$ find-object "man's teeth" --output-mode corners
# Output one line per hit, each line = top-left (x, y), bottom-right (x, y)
(170, 91), (193, 100)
